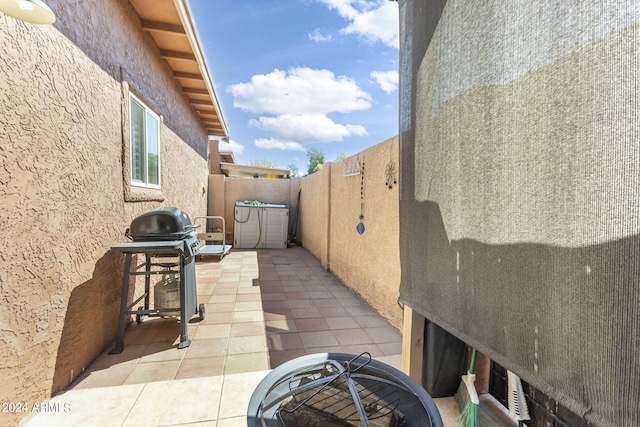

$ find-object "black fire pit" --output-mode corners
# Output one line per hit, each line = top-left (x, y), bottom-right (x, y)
(248, 353), (444, 427)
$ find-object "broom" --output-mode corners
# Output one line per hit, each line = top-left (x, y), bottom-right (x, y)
(455, 347), (480, 427)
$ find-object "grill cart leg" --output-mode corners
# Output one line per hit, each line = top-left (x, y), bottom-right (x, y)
(144, 254), (151, 310)
(110, 253), (133, 354)
(177, 255), (191, 349)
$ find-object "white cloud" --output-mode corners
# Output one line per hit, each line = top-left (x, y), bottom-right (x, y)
(309, 28), (333, 42)
(228, 68), (371, 147)
(227, 67), (371, 115)
(250, 114), (367, 143)
(318, 0), (399, 48)
(217, 138), (245, 155)
(371, 70), (398, 94)
(254, 138), (307, 152)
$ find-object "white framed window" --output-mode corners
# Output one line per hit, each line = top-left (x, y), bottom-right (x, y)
(129, 93), (160, 188)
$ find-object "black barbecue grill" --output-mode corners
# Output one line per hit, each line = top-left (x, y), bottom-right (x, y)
(110, 207), (205, 354)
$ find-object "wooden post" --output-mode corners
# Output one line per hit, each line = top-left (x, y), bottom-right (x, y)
(401, 305), (425, 384)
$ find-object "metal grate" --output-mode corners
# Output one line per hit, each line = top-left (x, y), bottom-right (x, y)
(250, 353), (443, 427)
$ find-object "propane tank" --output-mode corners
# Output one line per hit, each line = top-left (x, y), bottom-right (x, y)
(154, 273), (180, 311)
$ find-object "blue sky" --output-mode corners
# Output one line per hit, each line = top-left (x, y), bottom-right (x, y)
(188, 0), (399, 174)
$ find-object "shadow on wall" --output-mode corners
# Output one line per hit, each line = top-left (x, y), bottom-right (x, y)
(51, 251), (124, 395)
(399, 201), (640, 425)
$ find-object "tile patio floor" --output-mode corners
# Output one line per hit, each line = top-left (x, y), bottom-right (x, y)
(22, 246), (512, 426)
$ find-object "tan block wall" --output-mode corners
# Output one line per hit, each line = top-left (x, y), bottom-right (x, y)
(298, 165), (331, 268)
(0, 0), (209, 421)
(297, 138), (402, 328)
(328, 137), (401, 328)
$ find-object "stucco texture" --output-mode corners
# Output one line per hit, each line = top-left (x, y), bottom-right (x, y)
(398, 0), (639, 425)
(328, 138), (401, 328)
(0, 0), (209, 422)
(299, 138), (402, 328)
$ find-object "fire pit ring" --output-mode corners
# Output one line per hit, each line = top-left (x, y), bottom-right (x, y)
(248, 353), (444, 427)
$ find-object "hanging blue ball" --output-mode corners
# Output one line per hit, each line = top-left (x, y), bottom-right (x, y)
(356, 222), (365, 235)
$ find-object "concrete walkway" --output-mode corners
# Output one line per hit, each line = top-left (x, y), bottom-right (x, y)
(21, 247), (470, 426)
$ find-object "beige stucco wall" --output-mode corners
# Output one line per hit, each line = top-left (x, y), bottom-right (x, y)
(328, 137), (401, 328)
(0, 0), (209, 422)
(298, 165), (331, 268)
(296, 138), (402, 328)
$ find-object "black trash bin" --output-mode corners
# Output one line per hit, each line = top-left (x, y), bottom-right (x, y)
(422, 320), (466, 398)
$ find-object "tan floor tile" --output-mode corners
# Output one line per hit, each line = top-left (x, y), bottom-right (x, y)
(123, 328), (160, 346)
(89, 344), (147, 369)
(140, 342), (187, 363)
(375, 354), (402, 370)
(216, 280), (238, 289)
(194, 324), (232, 340)
(207, 301), (236, 312)
(266, 333), (304, 351)
(332, 328), (374, 345)
(227, 335), (267, 354)
(232, 310), (264, 323)
(185, 337), (228, 358)
(23, 383), (144, 427)
(234, 300), (263, 311)
(236, 285), (260, 294)
(218, 370), (270, 419)
(299, 331), (339, 348)
(376, 341), (402, 356)
(150, 327), (182, 344)
(364, 326), (402, 344)
(261, 300), (288, 310)
(230, 321), (265, 337)
(354, 315), (391, 328)
(262, 309), (291, 321)
(212, 287), (238, 296)
(268, 349), (307, 368)
(210, 294), (236, 303)
(265, 319), (297, 334)
(260, 292), (285, 301)
(235, 293), (261, 302)
(340, 344), (384, 358)
(325, 316), (360, 330)
(317, 306), (350, 317)
(69, 362), (138, 390)
(310, 297), (340, 307)
(122, 376), (223, 426)
(224, 352), (269, 375)
(290, 307), (321, 319)
(295, 317), (330, 332)
(123, 360), (181, 384)
(304, 345), (343, 354)
(200, 311), (234, 325)
(175, 356), (225, 379)
(171, 421), (217, 427)
(217, 416), (246, 426)
(285, 299), (314, 309)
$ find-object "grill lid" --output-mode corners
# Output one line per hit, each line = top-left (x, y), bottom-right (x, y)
(126, 207), (197, 241)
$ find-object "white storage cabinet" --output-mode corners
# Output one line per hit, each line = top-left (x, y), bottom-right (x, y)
(234, 202), (289, 249)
